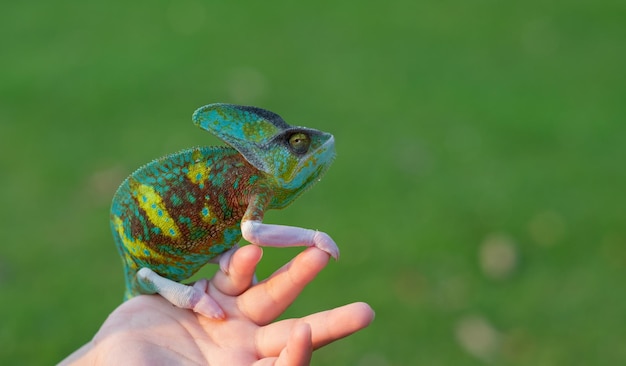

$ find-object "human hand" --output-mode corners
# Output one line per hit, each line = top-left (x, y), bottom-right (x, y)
(61, 246), (374, 365)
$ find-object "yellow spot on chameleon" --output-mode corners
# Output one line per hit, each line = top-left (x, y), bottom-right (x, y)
(113, 216), (167, 263)
(130, 181), (180, 238)
(187, 150), (211, 186)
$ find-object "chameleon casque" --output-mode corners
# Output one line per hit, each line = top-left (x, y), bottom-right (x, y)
(110, 103), (338, 318)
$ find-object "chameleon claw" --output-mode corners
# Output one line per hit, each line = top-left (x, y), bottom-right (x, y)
(313, 231), (340, 260)
(191, 279), (225, 319)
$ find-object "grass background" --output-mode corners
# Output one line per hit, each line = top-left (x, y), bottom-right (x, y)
(1, 0), (625, 364)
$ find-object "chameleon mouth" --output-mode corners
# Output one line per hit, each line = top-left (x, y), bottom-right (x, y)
(318, 135), (336, 174)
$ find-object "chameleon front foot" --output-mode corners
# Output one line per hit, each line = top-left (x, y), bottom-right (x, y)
(136, 268), (225, 319)
(241, 220), (340, 260)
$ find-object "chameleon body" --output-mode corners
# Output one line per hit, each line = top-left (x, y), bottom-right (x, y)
(110, 104), (337, 318)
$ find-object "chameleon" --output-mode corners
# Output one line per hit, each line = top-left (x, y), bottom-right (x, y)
(110, 103), (338, 319)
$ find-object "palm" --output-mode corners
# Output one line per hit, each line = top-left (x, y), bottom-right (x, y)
(69, 246), (373, 365)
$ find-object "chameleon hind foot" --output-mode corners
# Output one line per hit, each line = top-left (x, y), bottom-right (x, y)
(136, 267), (225, 319)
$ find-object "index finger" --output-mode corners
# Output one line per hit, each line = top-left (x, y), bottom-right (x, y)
(239, 247), (330, 325)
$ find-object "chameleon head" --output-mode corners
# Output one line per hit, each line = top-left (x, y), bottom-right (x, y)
(192, 103), (335, 191)
(268, 126), (335, 191)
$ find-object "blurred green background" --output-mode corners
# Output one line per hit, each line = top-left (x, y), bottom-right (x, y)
(1, 0), (625, 364)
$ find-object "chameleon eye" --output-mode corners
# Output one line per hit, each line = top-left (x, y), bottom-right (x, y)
(288, 132), (310, 154)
